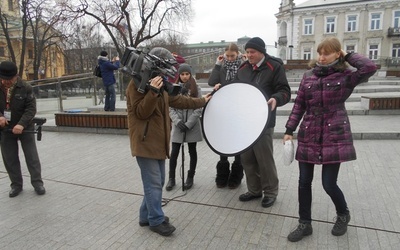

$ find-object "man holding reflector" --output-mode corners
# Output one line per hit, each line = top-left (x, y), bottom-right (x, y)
(202, 37), (291, 208)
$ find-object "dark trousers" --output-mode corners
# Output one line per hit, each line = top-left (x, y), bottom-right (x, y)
(1, 130), (43, 189)
(169, 142), (197, 179)
(104, 84), (116, 111)
(298, 162), (348, 223)
(241, 128), (278, 197)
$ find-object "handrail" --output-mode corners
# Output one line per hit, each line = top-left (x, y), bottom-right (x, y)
(27, 73), (93, 86)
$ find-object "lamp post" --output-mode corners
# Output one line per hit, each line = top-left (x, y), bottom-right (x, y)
(288, 45), (294, 60)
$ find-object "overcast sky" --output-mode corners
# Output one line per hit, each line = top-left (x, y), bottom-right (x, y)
(187, 0), (308, 47)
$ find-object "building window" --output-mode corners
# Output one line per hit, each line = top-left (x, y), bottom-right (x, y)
(326, 17), (335, 33)
(303, 48), (311, 60)
(392, 44), (400, 58)
(8, 0), (13, 11)
(0, 47), (5, 57)
(368, 45), (379, 60)
(347, 15), (357, 32)
(304, 19), (313, 35)
(28, 49), (33, 59)
(370, 13), (381, 30)
(394, 10), (400, 28)
(346, 45), (355, 53)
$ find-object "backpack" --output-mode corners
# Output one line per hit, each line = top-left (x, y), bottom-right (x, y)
(93, 65), (102, 77)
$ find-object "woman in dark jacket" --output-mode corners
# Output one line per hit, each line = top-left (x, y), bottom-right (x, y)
(283, 37), (377, 242)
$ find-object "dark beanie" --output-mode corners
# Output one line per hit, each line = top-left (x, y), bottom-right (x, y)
(245, 37), (266, 54)
(0, 61), (18, 80)
(100, 50), (108, 56)
(178, 63), (192, 75)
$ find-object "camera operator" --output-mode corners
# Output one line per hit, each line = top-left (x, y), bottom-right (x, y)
(0, 61), (45, 198)
(126, 62), (211, 236)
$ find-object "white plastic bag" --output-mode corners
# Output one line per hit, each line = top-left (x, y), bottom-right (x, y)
(283, 140), (294, 166)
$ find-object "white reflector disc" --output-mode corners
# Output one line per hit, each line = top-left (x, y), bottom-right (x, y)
(202, 83), (270, 156)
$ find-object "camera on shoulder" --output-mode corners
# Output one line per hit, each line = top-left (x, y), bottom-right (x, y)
(120, 47), (182, 96)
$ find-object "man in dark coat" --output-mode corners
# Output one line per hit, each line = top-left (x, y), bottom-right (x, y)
(0, 61), (45, 197)
(235, 37), (291, 208)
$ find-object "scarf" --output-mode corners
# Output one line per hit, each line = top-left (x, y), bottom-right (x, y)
(313, 59), (340, 77)
(224, 57), (242, 81)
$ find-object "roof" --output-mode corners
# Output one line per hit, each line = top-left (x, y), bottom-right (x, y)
(185, 40), (235, 49)
(296, 0), (375, 8)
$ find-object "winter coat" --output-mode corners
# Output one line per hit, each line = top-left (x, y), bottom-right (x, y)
(126, 79), (206, 160)
(208, 54), (245, 86)
(170, 84), (203, 143)
(98, 56), (120, 86)
(236, 54), (291, 128)
(0, 77), (36, 130)
(285, 53), (377, 164)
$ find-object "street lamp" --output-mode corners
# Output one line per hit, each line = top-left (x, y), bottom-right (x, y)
(288, 45), (294, 60)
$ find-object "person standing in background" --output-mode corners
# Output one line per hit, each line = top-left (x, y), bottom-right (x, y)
(98, 50), (119, 111)
(208, 43), (246, 189)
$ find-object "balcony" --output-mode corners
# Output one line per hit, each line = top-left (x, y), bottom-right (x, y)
(386, 57), (400, 67)
(388, 27), (400, 37)
(278, 36), (288, 46)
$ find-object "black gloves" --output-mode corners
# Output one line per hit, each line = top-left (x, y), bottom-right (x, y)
(180, 86), (188, 95)
(177, 121), (189, 132)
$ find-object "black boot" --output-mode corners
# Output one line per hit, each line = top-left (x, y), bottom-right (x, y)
(228, 160), (244, 189)
(166, 178), (175, 191)
(215, 160), (230, 188)
(184, 170), (195, 190)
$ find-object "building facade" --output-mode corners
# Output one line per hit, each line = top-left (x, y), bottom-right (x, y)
(276, 0), (400, 69)
(0, 0), (65, 80)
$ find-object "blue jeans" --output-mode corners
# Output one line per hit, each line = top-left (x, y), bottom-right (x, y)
(298, 162), (348, 223)
(136, 157), (166, 226)
(104, 84), (116, 111)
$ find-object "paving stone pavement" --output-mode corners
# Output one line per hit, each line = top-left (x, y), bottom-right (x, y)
(1, 130), (400, 249)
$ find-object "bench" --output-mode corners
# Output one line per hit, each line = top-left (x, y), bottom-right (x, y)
(361, 96), (400, 110)
(55, 111), (128, 129)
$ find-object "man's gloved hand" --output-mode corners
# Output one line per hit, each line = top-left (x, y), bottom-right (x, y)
(177, 121), (189, 132)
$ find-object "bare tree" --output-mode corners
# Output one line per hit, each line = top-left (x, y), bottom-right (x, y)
(150, 32), (186, 55)
(26, 0), (68, 79)
(59, 0), (192, 57)
(0, 3), (25, 76)
(63, 21), (105, 74)
(1, 0), (67, 79)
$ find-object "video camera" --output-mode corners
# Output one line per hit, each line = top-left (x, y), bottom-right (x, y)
(120, 47), (181, 96)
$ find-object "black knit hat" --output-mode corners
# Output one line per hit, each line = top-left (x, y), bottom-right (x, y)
(0, 61), (18, 80)
(178, 63), (192, 75)
(100, 50), (108, 56)
(245, 37), (266, 54)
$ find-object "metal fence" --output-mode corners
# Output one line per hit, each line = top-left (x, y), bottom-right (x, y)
(29, 72), (125, 116)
